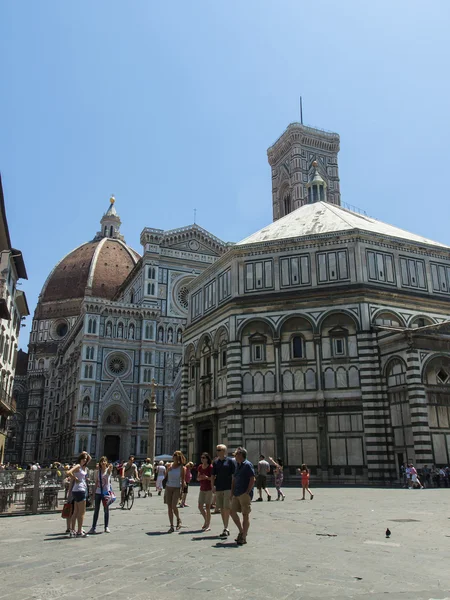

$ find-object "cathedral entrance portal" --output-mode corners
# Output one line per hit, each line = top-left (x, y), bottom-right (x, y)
(104, 435), (120, 461)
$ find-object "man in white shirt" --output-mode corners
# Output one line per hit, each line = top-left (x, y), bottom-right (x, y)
(256, 455), (271, 502)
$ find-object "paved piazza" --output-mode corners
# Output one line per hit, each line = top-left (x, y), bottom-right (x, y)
(0, 487), (449, 600)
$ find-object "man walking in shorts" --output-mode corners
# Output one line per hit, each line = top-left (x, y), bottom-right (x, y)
(256, 455), (271, 501)
(230, 447), (255, 545)
(212, 444), (235, 538)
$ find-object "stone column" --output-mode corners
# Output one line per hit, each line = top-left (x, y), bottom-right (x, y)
(147, 379), (159, 464)
(179, 363), (189, 453)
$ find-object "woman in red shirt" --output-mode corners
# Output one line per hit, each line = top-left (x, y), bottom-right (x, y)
(197, 452), (213, 531)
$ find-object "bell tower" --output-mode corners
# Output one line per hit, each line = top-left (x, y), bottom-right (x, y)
(267, 123), (341, 221)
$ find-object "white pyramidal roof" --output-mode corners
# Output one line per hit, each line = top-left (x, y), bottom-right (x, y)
(237, 201), (449, 249)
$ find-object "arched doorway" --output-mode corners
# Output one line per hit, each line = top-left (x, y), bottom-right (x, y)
(104, 435), (121, 461)
(99, 406), (130, 462)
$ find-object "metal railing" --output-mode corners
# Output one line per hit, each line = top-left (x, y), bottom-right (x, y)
(0, 469), (96, 516)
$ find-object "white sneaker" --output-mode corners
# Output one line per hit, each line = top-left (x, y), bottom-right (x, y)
(105, 527), (111, 533)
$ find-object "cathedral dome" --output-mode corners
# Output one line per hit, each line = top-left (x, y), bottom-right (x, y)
(39, 197), (140, 308)
(41, 238), (140, 303)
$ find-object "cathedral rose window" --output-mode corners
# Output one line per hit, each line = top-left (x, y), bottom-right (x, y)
(108, 354), (128, 376)
(178, 286), (189, 310)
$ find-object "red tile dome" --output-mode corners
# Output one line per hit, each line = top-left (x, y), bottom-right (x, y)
(41, 238), (140, 303)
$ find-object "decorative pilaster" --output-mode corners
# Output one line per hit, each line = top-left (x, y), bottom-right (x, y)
(406, 348), (433, 467)
(358, 331), (395, 482)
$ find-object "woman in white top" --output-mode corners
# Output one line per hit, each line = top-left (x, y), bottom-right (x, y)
(156, 461), (166, 496)
(165, 451), (186, 533)
(67, 452), (91, 537)
(88, 456), (113, 534)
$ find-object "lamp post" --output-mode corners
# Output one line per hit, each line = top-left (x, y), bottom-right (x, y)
(147, 378), (159, 464)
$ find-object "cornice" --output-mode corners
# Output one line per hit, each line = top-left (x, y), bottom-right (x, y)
(267, 123), (340, 166)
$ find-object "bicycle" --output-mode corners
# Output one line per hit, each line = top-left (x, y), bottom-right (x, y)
(121, 479), (135, 510)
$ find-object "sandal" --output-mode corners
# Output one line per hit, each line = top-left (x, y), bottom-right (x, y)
(235, 532), (243, 543)
(176, 520), (182, 530)
(168, 526), (174, 533)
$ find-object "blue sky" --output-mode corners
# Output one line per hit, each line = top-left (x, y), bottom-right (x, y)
(1, 1), (449, 349)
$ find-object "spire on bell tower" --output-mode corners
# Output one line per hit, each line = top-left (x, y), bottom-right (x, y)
(94, 195), (126, 242)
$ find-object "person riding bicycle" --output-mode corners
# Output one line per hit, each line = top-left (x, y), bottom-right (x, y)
(120, 455), (139, 507)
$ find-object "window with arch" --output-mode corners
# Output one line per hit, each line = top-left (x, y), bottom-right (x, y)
(283, 193), (291, 215)
(85, 346), (95, 360)
(144, 351), (152, 365)
(201, 341), (212, 376)
(375, 312), (402, 327)
(148, 266), (156, 280)
(88, 318), (97, 334)
(147, 283), (155, 296)
(142, 399), (149, 418)
(143, 368), (152, 383)
(410, 316), (433, 329)
(330, 327), (348, 357)
(110, 225), (113, 237)
(130, 289), (135, 304)
(145, 323), (154, 339)
(291, 336), (304, 359)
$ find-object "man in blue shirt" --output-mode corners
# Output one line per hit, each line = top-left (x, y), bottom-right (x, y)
(212, 444), (235, 538)
(230, 447), (255, 545)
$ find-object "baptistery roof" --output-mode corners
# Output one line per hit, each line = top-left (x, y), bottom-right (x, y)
(237, 201), (449, 249)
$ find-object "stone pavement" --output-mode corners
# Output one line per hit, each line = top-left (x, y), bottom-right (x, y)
(0, 486), (449, 600)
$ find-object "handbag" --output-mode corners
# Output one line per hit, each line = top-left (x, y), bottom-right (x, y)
(61, 502), (72, 519)
(99, 469), (116, 508)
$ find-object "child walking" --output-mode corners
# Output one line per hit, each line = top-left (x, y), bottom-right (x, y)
(298, 464), (314, 500)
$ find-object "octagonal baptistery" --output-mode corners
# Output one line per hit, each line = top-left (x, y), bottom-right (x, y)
(181, 169), (450, 484)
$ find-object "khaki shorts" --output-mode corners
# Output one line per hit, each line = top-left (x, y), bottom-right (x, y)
(231, 493), (252, 515)
(256, 474), (267, 490)
(198, 490), (213, 506)
(215, 489), (231, 510)
(164, 486), (181, 508)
